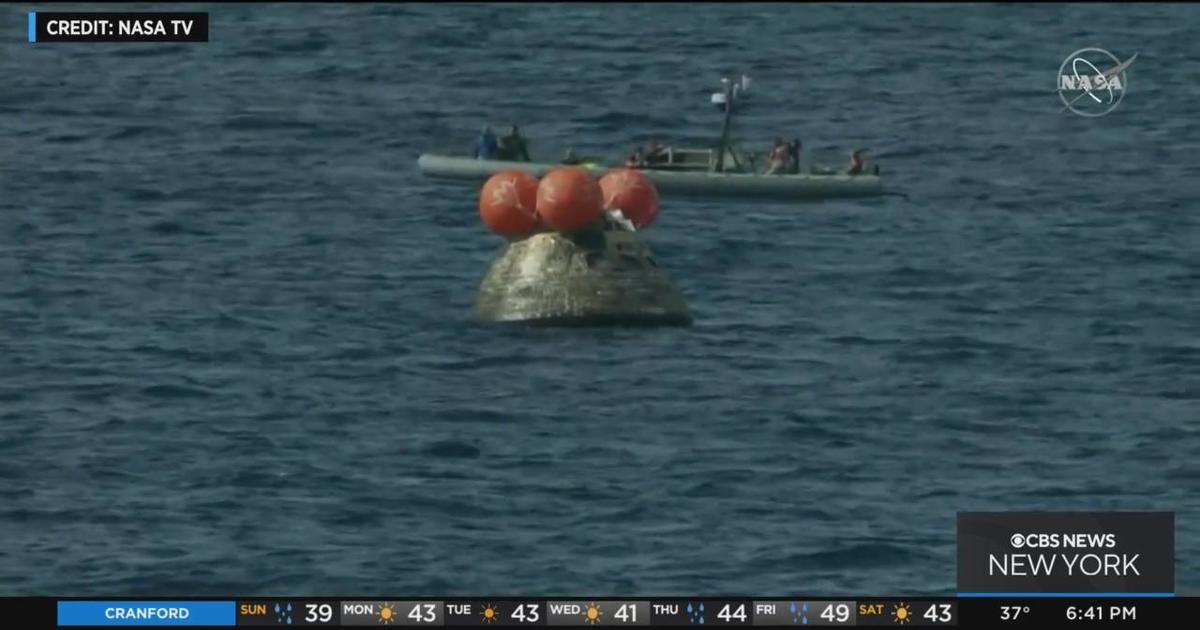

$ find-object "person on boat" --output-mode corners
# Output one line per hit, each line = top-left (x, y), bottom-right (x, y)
(645, 139), (667, 165)
(625, 147), (646, 168)
(561, 148), (581, 165)
(497, 125), (532, 162)
(789, 138), (803, 174)
(845, 149), (866, 175)
(764, 137), (791, 175)
(474, 125), (499, 160)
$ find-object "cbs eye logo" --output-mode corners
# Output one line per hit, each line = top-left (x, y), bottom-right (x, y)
(1009, 533), (1059, 548)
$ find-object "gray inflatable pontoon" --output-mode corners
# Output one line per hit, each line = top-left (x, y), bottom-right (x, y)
(417, 154), (884, 200)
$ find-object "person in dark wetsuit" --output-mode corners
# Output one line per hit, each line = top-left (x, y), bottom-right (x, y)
(497, 125), (532, 162)
(474, 125), (499, 160)
(789, 138), (803, 174)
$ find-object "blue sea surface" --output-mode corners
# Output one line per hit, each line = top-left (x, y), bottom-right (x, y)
(2, 3), (1198, 595)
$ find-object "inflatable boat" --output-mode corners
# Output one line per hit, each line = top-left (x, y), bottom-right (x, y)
(420, 74), (887, 201)
(416, 153), (884, 200)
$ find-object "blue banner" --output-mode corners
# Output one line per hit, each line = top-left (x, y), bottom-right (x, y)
(58, 601), (236, 626)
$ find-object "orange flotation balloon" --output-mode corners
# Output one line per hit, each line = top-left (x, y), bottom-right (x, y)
(535, 167), (604, 233)
(599, 168), (660, 229)
(479, 171), (540, 237)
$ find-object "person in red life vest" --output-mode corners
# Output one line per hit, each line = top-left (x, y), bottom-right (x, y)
(764, 137), (791, 175)
(845, 149), (866, 175)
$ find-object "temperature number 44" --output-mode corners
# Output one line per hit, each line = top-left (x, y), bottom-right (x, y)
(923, 604), (952, 623)
(717, 604), (747, 623)
(1000, 606), (1030, 621)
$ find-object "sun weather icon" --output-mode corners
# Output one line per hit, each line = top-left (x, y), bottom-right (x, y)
(274, 602), (293, 625)
(687, 601), (705, 624)
(481, 603), (498, 624)
(892, 603), (912, 625)
(378, 603), (397, 624)
(789, 602), (809, 625)
(583, 603), (602, 625)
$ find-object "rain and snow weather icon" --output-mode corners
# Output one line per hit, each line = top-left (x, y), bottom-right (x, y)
(274, 602), (293, 625)
(790, 602), (809, 625)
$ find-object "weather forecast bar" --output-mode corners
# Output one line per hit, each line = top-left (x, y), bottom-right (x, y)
(957, 592), (1175, 597)
(0, 597), (1184, 628)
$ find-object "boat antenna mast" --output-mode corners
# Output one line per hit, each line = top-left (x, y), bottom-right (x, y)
(713, 74), (749, 173)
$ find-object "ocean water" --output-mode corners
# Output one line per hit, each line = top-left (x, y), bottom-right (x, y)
(2, 3), (1198, 596)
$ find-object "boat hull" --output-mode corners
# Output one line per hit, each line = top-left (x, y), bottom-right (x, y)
(417, 154), (884, 200)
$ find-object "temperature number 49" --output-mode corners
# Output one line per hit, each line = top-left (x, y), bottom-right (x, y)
(717, 604), (747, 623)
(821, 604), (850, 623)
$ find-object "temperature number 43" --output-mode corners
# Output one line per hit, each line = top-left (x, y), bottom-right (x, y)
(923, 604), (952, 623)
(407, 604), (437, 624)
(511, 604), (540, 623)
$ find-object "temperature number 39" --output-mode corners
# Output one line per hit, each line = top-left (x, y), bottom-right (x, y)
(305, 603), (333, 624)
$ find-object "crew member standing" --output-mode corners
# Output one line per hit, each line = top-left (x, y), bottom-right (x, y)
(498, 125), (532, 162)
(474, 125), (499, 160)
